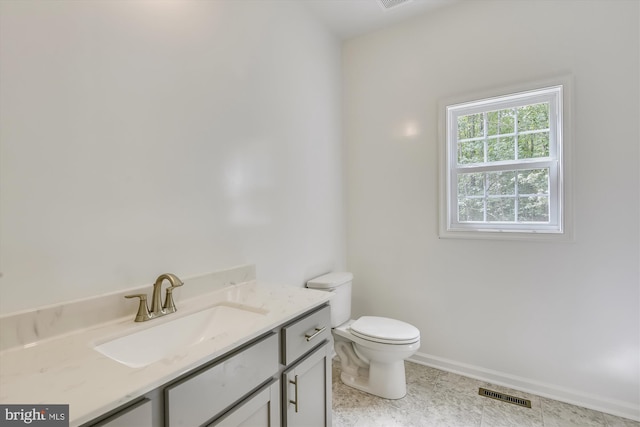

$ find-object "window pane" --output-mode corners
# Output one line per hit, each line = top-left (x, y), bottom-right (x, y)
(458, 197), (484, 221)
(518, 132), (549, 159)
(458, 140), (483, 164)
(445, 85), (563, 234)
(488, 136), (515, 162)
(518, 195), (549, 222)
(487, 171), (515, 195)
(458, 113), (483, 139)
(487, 197), (515, 221)
(458, 173), (484, 196)
(487, 108), (515, 136)
(517, 103), (549, 132)
(517, 169), (549, 195)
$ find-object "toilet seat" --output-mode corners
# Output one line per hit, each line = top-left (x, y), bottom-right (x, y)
(350, 316), (420, 345)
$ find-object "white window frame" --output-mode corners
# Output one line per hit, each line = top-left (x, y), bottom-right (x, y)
(439, 78), (572, 240)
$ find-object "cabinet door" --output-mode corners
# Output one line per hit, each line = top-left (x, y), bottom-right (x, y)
(209, 379), (280, 427)
(282, 341), (332, 427)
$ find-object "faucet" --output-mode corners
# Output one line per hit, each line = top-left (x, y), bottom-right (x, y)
(125, 273), (184, 322)
(151, 273), (183, 316)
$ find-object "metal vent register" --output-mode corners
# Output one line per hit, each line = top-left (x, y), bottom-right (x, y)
(479, 388), (532, 408)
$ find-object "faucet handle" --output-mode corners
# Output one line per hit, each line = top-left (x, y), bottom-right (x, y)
(125, 294), (153, 322)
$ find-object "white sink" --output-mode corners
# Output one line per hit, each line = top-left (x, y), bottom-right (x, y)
(93, 303), (267, 368)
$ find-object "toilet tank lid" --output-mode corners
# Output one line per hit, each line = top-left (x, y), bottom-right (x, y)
(306, 272), (353, 289)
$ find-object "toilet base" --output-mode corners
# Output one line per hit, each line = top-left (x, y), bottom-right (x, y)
(339, 359), (408, 400)
(334, 339), (408, 400)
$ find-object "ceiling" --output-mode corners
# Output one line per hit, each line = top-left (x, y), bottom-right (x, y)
(302, 0), (457, 40)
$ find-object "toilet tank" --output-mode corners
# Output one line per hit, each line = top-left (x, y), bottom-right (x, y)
(306, 272), (353, 328)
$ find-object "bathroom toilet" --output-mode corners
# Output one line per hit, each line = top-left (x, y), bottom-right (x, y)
(306, 272), (420, 400)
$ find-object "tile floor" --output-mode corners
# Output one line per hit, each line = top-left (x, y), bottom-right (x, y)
(331, 359), (639, 427)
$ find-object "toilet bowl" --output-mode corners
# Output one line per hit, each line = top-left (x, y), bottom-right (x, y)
(306, 272), (421, 400)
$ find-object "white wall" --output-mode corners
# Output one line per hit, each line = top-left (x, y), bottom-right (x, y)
(0, 0), (344, 314)
(344, 0), (639, 419)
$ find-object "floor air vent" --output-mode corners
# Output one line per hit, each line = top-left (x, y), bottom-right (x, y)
(479, 388), (532, 408)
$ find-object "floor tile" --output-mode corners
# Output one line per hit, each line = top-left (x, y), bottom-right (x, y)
(405, 359), (441, 386)
(603, 413), (640, 427)
(422, 392), (484, 427)
(541, 397), (608, 427)
(481, 397), (544, 427)
(331, 359), (640, 427)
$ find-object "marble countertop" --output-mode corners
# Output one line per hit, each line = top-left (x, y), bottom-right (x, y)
(0, 281), (332, 426)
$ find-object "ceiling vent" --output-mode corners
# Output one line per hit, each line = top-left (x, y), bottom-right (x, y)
(378, 0), (414, 11)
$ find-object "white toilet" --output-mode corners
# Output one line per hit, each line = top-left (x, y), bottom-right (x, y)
(306, 272), (420, 400)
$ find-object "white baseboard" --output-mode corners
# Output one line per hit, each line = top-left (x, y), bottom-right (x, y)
(408, 352), (640, 422)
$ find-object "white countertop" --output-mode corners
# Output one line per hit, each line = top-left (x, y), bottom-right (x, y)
(0, 281), (332, 426)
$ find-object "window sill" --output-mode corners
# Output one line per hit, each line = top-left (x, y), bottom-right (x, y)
(438, 227), (573, 242)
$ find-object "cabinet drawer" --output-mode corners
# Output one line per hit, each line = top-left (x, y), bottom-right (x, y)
(281, 305), (331, 365)
(165, 332), (278, 427)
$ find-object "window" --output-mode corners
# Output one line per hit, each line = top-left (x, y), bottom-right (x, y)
(441, 84), (566, 237)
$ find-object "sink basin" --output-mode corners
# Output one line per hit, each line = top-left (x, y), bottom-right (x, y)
(93, 303), (267, 368)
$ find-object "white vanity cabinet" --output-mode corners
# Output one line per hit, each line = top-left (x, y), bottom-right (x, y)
(280, 305), (332, 427)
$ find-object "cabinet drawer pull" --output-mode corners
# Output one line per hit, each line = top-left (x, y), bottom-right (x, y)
(304, 327), (326, 342)
(289, 375), (299, 413)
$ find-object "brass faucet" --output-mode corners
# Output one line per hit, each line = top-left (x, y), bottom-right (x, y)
(125, 273), (184, 322)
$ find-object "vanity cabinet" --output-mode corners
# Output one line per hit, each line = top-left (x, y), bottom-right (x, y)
(280, 305), (332, 427)
(81, 304), (331, 427)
